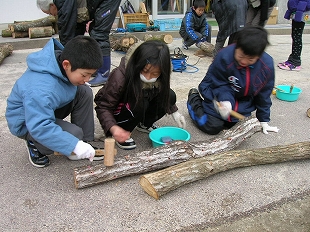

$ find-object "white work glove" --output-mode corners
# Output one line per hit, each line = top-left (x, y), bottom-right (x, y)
(217, 101), (232, 120)
(260, 122), (279, 134)
(172, 111), (186, 129)
(73, 141), (95, 161)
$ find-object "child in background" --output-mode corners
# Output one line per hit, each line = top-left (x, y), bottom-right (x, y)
(278, 0), (310, 71)
(179, 0), (212, 50)
(6, 36), (103, 167)
(187, 26), (279, 135)
(246, 0), (276, 27)
(94, 40), (186, 150)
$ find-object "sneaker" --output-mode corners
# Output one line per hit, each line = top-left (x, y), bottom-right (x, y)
(26, 140), (50, 168)
(115, 138), (136, 150)
(278, 61), (301, 71)
(136, 122), (158, 133)
(188, 87), (199, 97)
(182, 42), (188, 50)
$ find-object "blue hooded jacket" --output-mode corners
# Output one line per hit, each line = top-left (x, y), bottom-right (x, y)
(198, 44), (275, 123)
(5, 38), (79, 156)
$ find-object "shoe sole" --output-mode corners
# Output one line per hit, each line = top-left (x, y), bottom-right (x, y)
(115, 141), (136, 150)
(25, 141), (50, 168)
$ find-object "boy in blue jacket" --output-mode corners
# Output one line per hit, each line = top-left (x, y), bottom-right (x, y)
(179, 0), (212, 50)
(6, 36), (103, 168)
(187, 26), (279, 135)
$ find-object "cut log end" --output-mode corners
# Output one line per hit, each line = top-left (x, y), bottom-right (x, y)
(139, 176), (159, 200)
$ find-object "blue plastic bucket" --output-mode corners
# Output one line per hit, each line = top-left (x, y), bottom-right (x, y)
(149, 126), (190, 147)
(275, 85), (302, 102)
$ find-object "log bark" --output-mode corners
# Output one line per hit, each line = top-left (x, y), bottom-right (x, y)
(110, 34), (139, 52)
(10, 16), (56, 32)
(12, 31), (29, 38)
(143, 34), (173, 44)
(0, 43), (13, 64)
(73, 116), (260, 189)
(139, 141), (310, 199)
(28, 26), (53, 39)
(2, 29), (12, 37)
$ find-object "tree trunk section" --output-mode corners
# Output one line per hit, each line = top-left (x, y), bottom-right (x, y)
(29, 26), (53, 39)
(73, 116), (261, 189)
(110, 34), (139, 52)
(10, 16), (56, 32)
(12, 31), (29, 38)
(143, 34), (173, 44)
(2, 29), (12, 37)
(0, 43), (13, 64)
(139, 141), (310, 199)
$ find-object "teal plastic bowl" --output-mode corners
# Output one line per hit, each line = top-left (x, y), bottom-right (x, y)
(149, 126), (190, 147)
(276, 85), (302, 102)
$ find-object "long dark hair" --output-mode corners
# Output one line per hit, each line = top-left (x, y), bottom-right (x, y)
(123, 40), (171, 111)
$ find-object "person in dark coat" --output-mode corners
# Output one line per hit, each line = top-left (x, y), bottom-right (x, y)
(187, 26), (279, 135)
(37, 0), (122, 87)
(211, 0), (248, 55)
(94, 41), (186, 150)
(246, 0), (277, 27)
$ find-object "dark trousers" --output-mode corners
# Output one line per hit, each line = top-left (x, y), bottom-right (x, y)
(288, 20), (305, 66)
(187, 90), (236, 135)
(109, 89), (176, 136)
(25, 85), (94, 155)
(89, 0), (122, 56)
(183, 24), (212, 46)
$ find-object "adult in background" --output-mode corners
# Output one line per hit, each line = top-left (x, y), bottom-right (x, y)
(211, 0), (248, 55)
(37, 0), (122, 87)
(246, 0), (277, 27)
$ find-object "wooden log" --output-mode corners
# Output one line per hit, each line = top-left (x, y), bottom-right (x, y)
(139, 141), (310, 199)
(143, 34), (173, 44)
(28, 26), (53, 39)
(110, 34), (139, 52)
(10, 16), (56, 32)
(12, 31), (29, 38)
(0, 43), (13, 64)
(73, 116), (261, 189)
(1, 29), (12, 37)
(103, 138), (117, 166)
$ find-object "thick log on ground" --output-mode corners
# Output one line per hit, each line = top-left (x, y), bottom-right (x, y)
(110, 34), (139, 52)
(73, 116), (260, 189)
(0, 43), (13, 64)
(10, 16), (56, 32)
(2, 29), (12, 37)
(139, 141), (310, 199)
(143, 34), (173, 44)
(29, 26), (53, 39)
(12, 31), (29, 38)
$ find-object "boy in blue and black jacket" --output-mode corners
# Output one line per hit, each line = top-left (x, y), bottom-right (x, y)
(179, 0), (212, 50)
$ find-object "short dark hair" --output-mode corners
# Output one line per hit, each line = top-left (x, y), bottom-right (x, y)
(60, 35), (103, 71)
(235, 26), (269, 57)
(193, 0), (206, 9)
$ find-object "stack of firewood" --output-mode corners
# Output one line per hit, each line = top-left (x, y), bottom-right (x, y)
(1, 16), (57, 39)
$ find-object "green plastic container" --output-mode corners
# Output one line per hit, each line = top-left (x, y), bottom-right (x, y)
(149, 126), (190, 147)
(276, 85), (302, 102)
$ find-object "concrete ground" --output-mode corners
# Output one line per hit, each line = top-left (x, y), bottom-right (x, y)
(1, 24), (310, 231)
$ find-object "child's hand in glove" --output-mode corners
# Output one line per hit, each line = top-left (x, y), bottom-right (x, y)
(172, 111), (186, 129)
(260, 122), (279, 134)
(73, 141), (95, 161)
